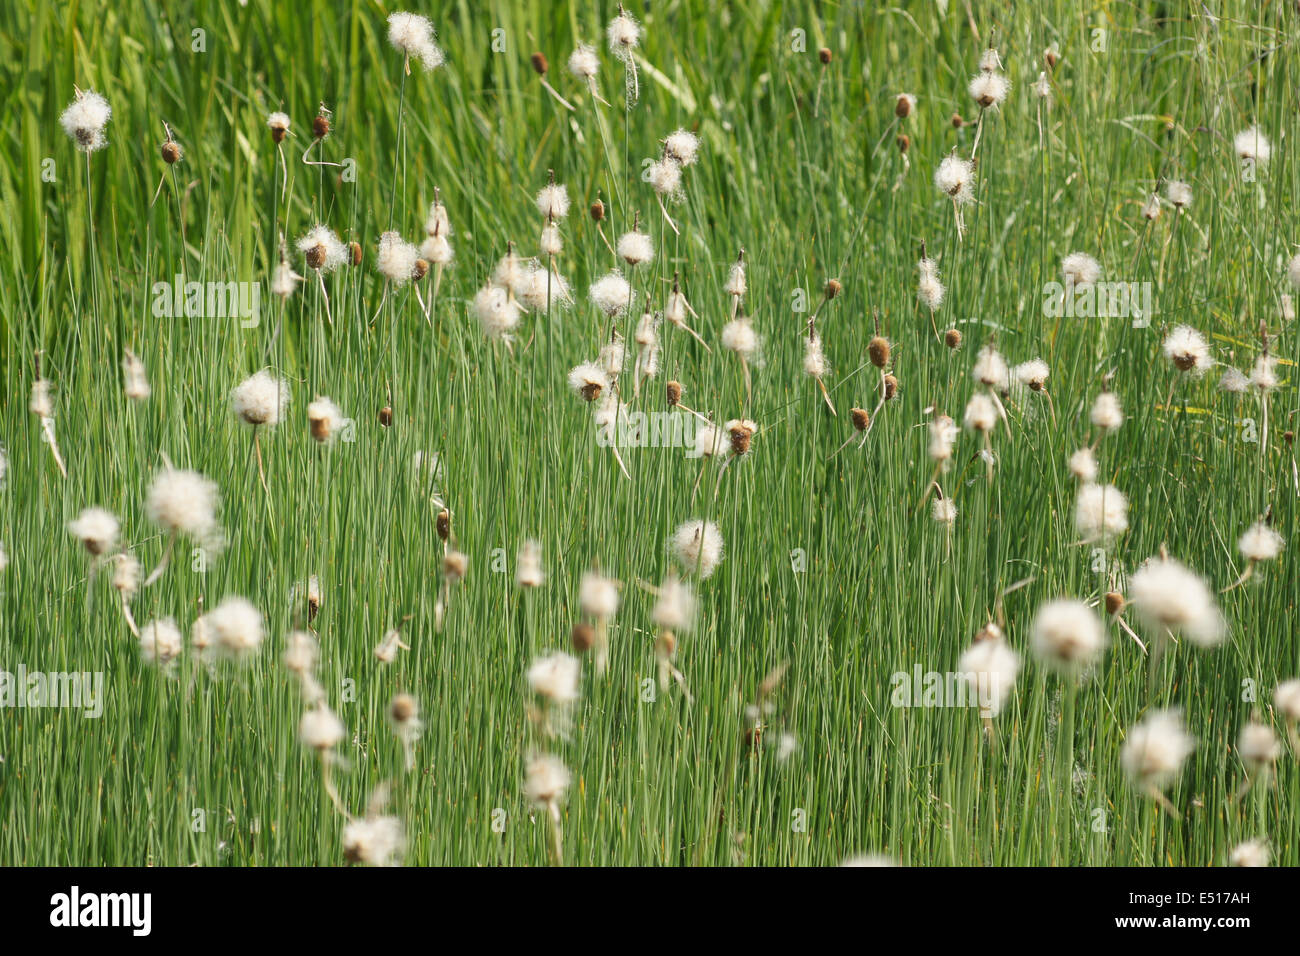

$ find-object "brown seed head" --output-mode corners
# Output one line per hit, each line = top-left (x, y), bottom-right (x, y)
(590, 198), (605, 222)
(580, 381), (602, 403)
(825, 278), (842, 300)
(944, 328), (963, 350)
(655, 630), (677, 658)
(412, 259), (429, 282)
(571, 622), (596, 654)
(436, 509), (451, 541)
(729, 423), (754, 456)
(1044, 47), (1059, 70)
(530, 51), (549, 75)
(1173, 354), (1196, 372)
(666, 380), (682, 406)
(271, 125), (287, 144)
(309, 413), (331, 443)
(895, 94), (913, 118)
(312, 114), (330, 140)
(161, 141), (182, 164)
(305, 243), (327, 270)
(951, 112), (965, 129)
(1283, 430), (1294, 446)
(349, 241), (363, 267)
(868, 336), (891, 369)
(1104, 591), (1126, 616)
(896, 134), (910, 153)
(378, 405), (393, 427)
(818, 47), (832, 65)
(850, 407), (870, 431)
(883, 374), (899, 400)
(390, 693), (417, 724)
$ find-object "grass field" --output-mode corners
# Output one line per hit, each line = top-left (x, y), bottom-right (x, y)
(1, 0), (1298, 867)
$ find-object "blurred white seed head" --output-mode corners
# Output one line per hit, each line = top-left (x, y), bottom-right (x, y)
(539, 223), (562, 258)
(1129, 555), (1224, 647)
(206, 596), (264, 661)
(1121, 709), (1195, 790)
(123, 350), (151, 401)
(1218, 367), (1249, 394)
(664, 128), (701, 166)
(972, 345), (1009, 391)
(929, 415), (959, 461)
(1249, 354), (1278, 392)
(724, 259), (747, 298)
(516, 539), (545, 588)
(1233, 126), (1270, 163)
(139, 618), (183, 666)
(1238, 521), (1283, 562)
(112, 552), (141, 599)
(307, 396), (344, 443)
(968, 70), (1010, 108)
(1068, 448), (1097, 483)
(524, 753), (570, 808)
(68, 507), (119, 556)
(420, 232), (453, 266)
(931, 497), (958, 526)
(803, 334), (829, 378)
(963, 393), (997, 433)
(568, 362), (611, 402)
(606, 12), (640, 62)
(1273, 679), (1300, 722)
(282, 630), (319, 675)
(567, 44), (600, 79)
(1074, 483), (1129, 542)
(579, 571), (619, 620)
(958, 635), (1020, 716)
(1014, 358), (1050, 391)
(617, 229), (654, 266)
(1061, 252), (1101, 289)
(647, 158), (683, 198)
(527, 651), (581, 705)
(342, 815), (404, 866)
(1090, 391), (1124, 432)
(299, 704), (346, 751)
(721, 318), (759, 359)
(917, 257), (945, 310)
(29, 379), (54, 418)
(474, 284), (522, 340)
(1141, 193), (1162, 221)
(1165, 179), (1192, 209)
(146, 465), (220, 542)
(1030, 598), (1107, 673)
(1228, 839), (1269, 868)
(652, 576), (696, 632)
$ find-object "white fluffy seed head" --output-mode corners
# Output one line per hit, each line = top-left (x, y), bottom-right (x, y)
(567, 362), (611, 402)
(307, 396), (344, 443)
(647, 158), (683, 198)
(270, 261), (303, 298)
(664, 128), (701, 166)
(342, 816), (404, 866)
(724, 260), (747, 298)
(963, 393), (997, 432)
(267, 111), (291, 135)
(1162, 325), (1211, 374)
(671, 519), (724, 579)
(527, 651), (581, 704)
(579, 571), (619, 620)
(420, 232), (453, 267)
(1233, 126), (1270, 163)
(1061, 252), (1101, 289)
(968, 70), (1010, 108)
(1249, 354), (1278, 392)
(1273, 679), (1300, 722)
(958, 637), (1020, 716)
(300, 705), (346, 750)
(1030, 598), (1107, 673)
(918, 258), (945, 310)
(1068, 448), (1098, 482)
(1165, 179), (1192, 209)
(387, 12), (444, 70)
(1238, 521), (1283, 562)
(515, 539), (545, 588)
(123, 350), (151, 401)
(589, 271), (633, 316)
(803, 334), (829, 378)
(1287, 253), (1300, 288)
(231, 369), (290, 427)
(567, 44), (600, 78)
(60, 90), (112, 152)
(474, 285), (522, 340)
(67, 507), (119, 556)
(721, 318), (759, 358)
(617, 229), (654, 266)
(1014, 358), (1050, 391)
(29, 379), (54, 418)
(606, 13), (640, 61)
(282, 629), (319, 675)
(931, 497), (958, 526)
(207, 596), (264, 661)
(1121, 709), (1195, 790)
(139, 618), (183, 666)
(1141, 193), (1162, 221)
(934, 155), (975, 204)
(929, 415), (959, 462)
(519, 266), (572, 312)
(296, 224), (348, 273)
(539, 223), (562, 258)
(1218, 367), (1249, 394)
(376, 231), (420, 284)
(1129, 555), (1224, 647)
(536, 183), (570, 221)
(1238, 721), (1280, 767)
(971, 345), (1009, 391)
(524, 753), (570, 807)
(1074, 483), (1129, 542)
(1228, 839), (1269, 868)
(1090, 391), (1124, 432)
(652, 576), (696, 632)
(112, 552), (141, 599)
(146, 466), (220, 540)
